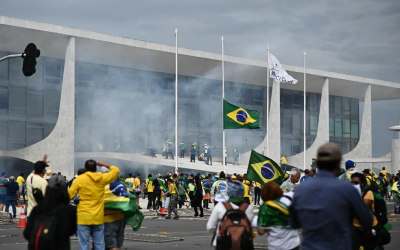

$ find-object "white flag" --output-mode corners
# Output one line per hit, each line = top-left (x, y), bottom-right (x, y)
(268, 52), (298, 84)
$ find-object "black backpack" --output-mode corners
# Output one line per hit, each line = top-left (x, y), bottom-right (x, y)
(216, 203), (254, 250)
(362, 191), (388, 225)
(28, 208), (60, 250)
(367, 176), (380, 193)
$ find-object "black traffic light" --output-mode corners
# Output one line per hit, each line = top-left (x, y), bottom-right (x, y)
(22, 43), (40, 77)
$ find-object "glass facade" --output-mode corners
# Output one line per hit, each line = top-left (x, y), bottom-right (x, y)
(0, 50), (359, 157)
(0, 51), (63, 150)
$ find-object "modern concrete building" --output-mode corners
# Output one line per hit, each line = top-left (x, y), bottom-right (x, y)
(0, 15), (399, 178)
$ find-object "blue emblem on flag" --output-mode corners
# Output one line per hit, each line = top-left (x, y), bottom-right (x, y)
(217, 182), (228, 194)
(110, 179), (128, 197)
(203, 179), (211, 189)
(236, 110), (248, 122)
(261, 163), (275, 179)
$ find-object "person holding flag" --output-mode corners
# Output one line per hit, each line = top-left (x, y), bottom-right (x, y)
(202, 175), (212, 209)
(391, 176), (400, 215)
(210, 172), (229, 206)
(245, 150), (284, 187)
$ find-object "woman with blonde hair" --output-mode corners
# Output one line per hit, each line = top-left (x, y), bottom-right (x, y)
(257, 182), (300, 250)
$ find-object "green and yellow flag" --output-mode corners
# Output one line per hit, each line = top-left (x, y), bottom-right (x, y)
(223, 100), (260, 129)
(246, 150), (284, 185)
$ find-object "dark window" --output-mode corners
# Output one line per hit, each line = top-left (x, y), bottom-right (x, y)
(335, 118), (342, 137)
(292, 91), (302, 110)
(243, 89), (254, 105)
(27, 93), (44, 117)
(283, 116), (291, 135)
(351, 120), (359, 139)
(283, 91), (292, 109)
(343, 119), (350, 138)
(0, 91), (9, 113)
(45, 60), (62, 78)
(335, 97), (342, 115)
(9, 87), (26, 108)
(343, 98), (350, 116)
(351, 99), (358, 117)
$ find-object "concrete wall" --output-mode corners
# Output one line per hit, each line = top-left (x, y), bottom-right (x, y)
(239, 80), (281, 165)
(343, 85), (372, 168)
(288, 78), (330, 169)
(0, 37), (76, 178)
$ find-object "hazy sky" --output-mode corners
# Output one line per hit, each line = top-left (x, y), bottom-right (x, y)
(1, 0), (399, 157)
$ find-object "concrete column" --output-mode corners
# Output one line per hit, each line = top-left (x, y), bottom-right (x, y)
(391, 120), (400, 174)
(0, 37), (76, 178)
(239, 80), (281, 165)
(343, 85), (372, 169)
(288, 78), (329, 168)
(266, 80), (281, 163)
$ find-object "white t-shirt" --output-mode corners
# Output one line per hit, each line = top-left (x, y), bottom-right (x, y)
(255, 192), (300, 250)
(26, 173), (48, 216)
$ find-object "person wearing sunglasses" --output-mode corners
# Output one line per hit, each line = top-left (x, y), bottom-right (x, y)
(351, 173), (378, 250)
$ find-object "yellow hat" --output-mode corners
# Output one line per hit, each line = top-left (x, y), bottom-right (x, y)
(373, 175), (378, 179)
(243, 180), (250, 185)
(284, 173), (289, 178)
(231, 175), (236, 179)
(201, 175), (206, 178)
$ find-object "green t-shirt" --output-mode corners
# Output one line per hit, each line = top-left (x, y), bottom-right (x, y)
(179, 143), (185, 149)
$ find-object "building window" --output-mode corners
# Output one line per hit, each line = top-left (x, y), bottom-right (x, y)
(351, 99), (358, 117)
(329, 117), (334, 137)
(310, 115), (318, 135)
(283, 91), (291, 109)
(335, 97), (342, 116)
(243, 88), (254, 105)
(335, 118), (342, 137)
(343, 98), (350, 116)
(292, 91), (302, 110)
(0, 91), (8, 114)
(283, 116), (292, 135)
(343, 119), (351, 138)
(351, 120), (359, 139)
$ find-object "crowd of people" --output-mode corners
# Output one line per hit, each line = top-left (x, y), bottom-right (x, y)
(0, 141), (399, 250)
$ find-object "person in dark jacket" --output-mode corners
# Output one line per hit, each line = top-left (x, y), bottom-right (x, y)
(193, 175), (204, 217)
(24, 174), (77, 250)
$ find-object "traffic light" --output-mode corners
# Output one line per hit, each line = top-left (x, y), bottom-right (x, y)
(22, 43), (40, 77)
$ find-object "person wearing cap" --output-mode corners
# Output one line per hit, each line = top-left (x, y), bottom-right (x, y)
(44, 169), (53, 182)
(68, 160), (119, 250)
(26, 154), (50, 217)
(339, 160), (361, 182)
(290, 143), (373, 250)
(362, 169), (374, 187)
(24, 174), (77, 250)
(0, 171), (8, 212)
(0, 176), (19, 218)
(207, 180), (254, 247)
(210, 171), (229, 205)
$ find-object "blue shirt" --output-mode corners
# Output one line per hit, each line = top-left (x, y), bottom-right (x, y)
(290, 170), (373, 250)
(0, 177), (7, 195)
(4, 181), (19, 199)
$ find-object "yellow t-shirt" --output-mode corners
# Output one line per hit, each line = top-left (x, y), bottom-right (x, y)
(134, 178), (141, 189)
(146, 179), (155, 192)
(169, 183), (176, 194)
(353, 190), (378, 227)
(189, 183), (195, 192)
(255, 182), (262, 188)
(17, 176), (25, 186)
(281, 157), (287, 164)
(243, 184), (250, 198)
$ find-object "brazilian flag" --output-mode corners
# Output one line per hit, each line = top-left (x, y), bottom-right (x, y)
(246, 150), (284, 185)
(223, 100), (260, 129)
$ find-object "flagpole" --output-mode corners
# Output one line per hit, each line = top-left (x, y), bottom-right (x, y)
(175, 29), (178, 174)
(222, 36), (226, 172)
(303, 52), (307, 170)
(266, 46), (270, 157)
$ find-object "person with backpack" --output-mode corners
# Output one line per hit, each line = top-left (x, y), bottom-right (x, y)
(257, 182), (300, 250)
(350, 173), (381, 250)
(24, 174), (77, 250)
(206, 180), (254, 249)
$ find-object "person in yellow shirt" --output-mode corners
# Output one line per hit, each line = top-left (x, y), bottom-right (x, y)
(351, 173), (378, 250)
(253, 181), (262, 206)
(134, 174), (143, 209)
(381, 167), (388, 181)
(146, 174), (155, 211)
(280, 155), (288, 173)
(16, 173), (25, 202)
(163, 177), (180, 219)
(68, 160), (119, 250)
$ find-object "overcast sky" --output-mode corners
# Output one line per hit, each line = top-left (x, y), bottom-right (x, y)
(1, 0), (399, 157)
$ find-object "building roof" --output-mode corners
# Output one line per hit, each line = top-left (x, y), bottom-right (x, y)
(1, 15), (400, 101)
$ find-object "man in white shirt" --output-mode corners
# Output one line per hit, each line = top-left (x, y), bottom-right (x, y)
(26, 155), (50, 217)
